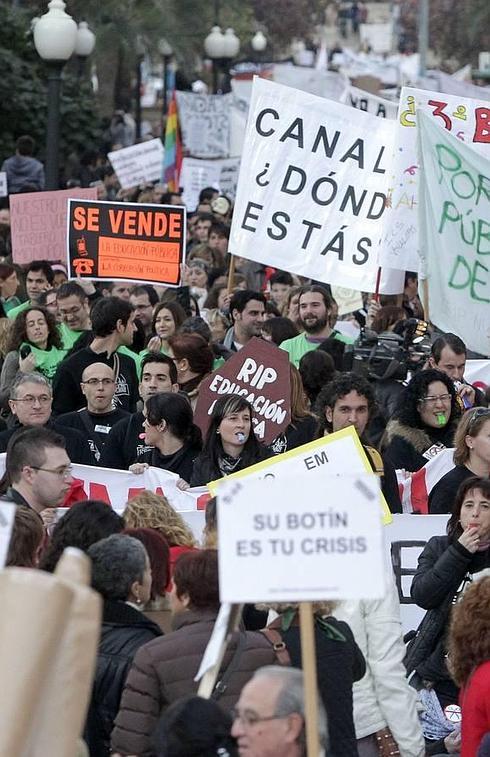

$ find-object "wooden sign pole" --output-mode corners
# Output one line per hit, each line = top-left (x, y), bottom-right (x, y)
(227, 254), (237, 294)
(422, 277), (430, 323)
(299, 601), (320, 757)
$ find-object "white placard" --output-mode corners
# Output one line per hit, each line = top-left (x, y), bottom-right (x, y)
(0, 503), (15, 568)
(181, 157), (240, 211)
(176, 92), (232, 159)
(229, 78), (400, 293)
(418, 110), (490, 355)
(217, 473), (384, 603)
(108, 139), (164, 190)
(380, 86), (490, 272)
(340, 85), (397, 119)
(0, 172), (7, 197)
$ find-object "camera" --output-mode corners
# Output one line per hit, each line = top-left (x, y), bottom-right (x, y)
(346, 319), (431, 381)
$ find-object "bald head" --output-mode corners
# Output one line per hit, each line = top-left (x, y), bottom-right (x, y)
(80, 362), (116, 414)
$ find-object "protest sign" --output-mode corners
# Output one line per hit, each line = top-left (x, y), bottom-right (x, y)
(0, 172), (7, 197)
(0, 503), (15, 568)
(181, 157), (240, 211)
(217, 472), (384, 602)
(229, 78), (400, 293)
(380, 86), (490, 272)
(208, 426), (393, 524)
(10, 187), (97, 265)
(331, 285), (364, 315)
(108, 138), (164, 189)
(465, 359), (490, 390)
(418, 110), (490, 355)
(176, 92), (232, 159)
(272, 63), (348, 101)
(340, 84), (397, 119)
(66, 199), (185, 287)
(193, 337), (291, 445)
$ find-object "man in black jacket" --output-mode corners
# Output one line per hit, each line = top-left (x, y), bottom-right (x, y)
(100, 353), (179, 470)
(0, 373), (92, 464)
(52, 297), (138, 415)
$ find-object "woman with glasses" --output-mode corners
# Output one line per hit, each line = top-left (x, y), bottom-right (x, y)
(0, 305), (67, 410)
(429, 407), (490, 514)
(382, 369), (459, 472)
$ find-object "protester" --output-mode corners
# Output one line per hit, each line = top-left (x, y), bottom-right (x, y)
(0, 305), (66, 406)
(262, 601), (365, 756)
(408, 476), (490, 716)
(336, 576), (425, 757)
(402, 271), (424, 320)
(1, 135), (45, 193)
(56, 281), (94, 349)
(144, 301), (187, 357)
(123, 527), (171, 632)
(285, 285), (306, 331)
(152, 695), (238, 757)
(5, 505), (45, 567)
(371, 305), (407, 334)
(56, 362), (128, 462)
(281, 285), (353, 368)
(179, 315), (231, 370)
(222, 290), (266, 352)
(167, 332), (214, 408)
(123, 491), (197, 574)
(316, 373), (402, 512)
(0, 427), (72, 513)
(52, 297), (139, 415)
(111, 550), (279, 757)
(129, 392), (202, 483)
(429, 407), (490, 514)
(269, 271), (294, 311)
(100, 354), (179, 469)
(84, 534), (162, 757)
(7, 260), (54, 320)
(448, 576), (490, 757)
(269, 365), (318, 454)
(382, 369), (459, 472)
(429, 332), (486, 408)
(191, 395), (271, 486)
(231, 666), (329, 757)
(129, 285), (158, 341)
(261, 316), (299, 346)
(0, 262), (21, 316)
(299, 350), (336, 407)
(39, 499), (124, 572)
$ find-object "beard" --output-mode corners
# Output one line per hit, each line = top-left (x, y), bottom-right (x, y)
(299, 313), (328, 334)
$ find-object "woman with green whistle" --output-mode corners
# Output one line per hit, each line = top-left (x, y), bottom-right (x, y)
(382, 369), (459, 472)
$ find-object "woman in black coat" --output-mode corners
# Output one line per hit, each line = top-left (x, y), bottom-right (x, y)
(409, 476), (490, 709)
(84, 534), (163, 757)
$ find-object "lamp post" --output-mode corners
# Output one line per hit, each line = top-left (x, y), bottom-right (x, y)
(33, 0), (78, 190)
(251, 31), (267, 56)
(135, 37), (145, 141)
(158, 38), (173, 123)
(75, 21), (96, 79)
(204, 25), (240, 94)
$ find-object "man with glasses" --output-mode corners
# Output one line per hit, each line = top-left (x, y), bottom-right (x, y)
(231, 667), (329, 757)
(129, 285), (158, 340)
(56, 281), (95, 350)
(56, 363), (128, 462)
(428, 332), (487, 409)
(1, 426), (73, 513)
(0, 373), (92, 464)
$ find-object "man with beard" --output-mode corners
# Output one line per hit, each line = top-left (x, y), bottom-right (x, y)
(222, 290), (266, 352)
(281, 285), (353, 368)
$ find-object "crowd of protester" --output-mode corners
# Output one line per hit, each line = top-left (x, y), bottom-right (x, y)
(2, 151), (490, 756)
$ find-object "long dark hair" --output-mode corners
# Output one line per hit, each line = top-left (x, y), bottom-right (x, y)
(7, 305), (62, 352)
(145, 392), (202, 449)
(394, 369), (458, 430)
(152, 301), (186, 336)
(203, 395), (262, 471)
(446, 476), (490, 542)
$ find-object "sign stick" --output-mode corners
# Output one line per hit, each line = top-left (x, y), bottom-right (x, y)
(197, 603), (243, 699)
(227, 254), (237, 294)
(299, 602), (320, 757)
(374, 266), (382, 303)
(422, 277), (430, 323)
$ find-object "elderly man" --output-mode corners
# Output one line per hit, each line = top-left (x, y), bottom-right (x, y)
(232, 667), (329, 757)
(56, 363), (129, 462)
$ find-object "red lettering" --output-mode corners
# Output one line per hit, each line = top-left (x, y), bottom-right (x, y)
(169, 213), (181, 238)
(197, 492), (211, 511)
(428, 100), (451, 130)
(87, 207), (99, 231)
(123, 210), (137, 235)
(108, 209), (124, 233)
(474, 107), (490, 143)
(127, 487), (146, 500)
(89, 483), (111, 504)
(154, 213), (168, 236)
(73, 206), (86, 230)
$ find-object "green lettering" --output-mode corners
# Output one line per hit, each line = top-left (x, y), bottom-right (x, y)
(470, 260), (490, 303)
(436, 143), (461, 183)
(439, 200), (460, 234)
(448, 255), (471, 290)
(477, 219), (490, 255)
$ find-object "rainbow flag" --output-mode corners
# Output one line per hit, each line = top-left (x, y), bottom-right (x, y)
(163, 90), (182, 192)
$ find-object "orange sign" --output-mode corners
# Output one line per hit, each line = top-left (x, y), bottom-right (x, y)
(67, 199), (186, 287)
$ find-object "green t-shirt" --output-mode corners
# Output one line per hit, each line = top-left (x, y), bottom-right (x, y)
(280, 331), (354, 368)
(7, 300), (30, 320)
(58, 322), (84, 350)
(22, 343), (67, 380)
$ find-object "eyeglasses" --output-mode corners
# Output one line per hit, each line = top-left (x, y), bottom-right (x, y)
(30, 465), (73, 480)
(231, 708), (285, 728)
(81, 378), (115, 387)
(467, 407), (490, 432)
(420, 393), (452, 405)
(59, 305), (83, 316)
(13, 394), (52, 405)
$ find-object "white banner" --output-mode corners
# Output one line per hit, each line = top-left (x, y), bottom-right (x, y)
(176, 92), (232, 159)
(229, 78), (400, 292)
(340, 85), (397, 119)
(181, 157), (240, 211)
(217, 473), (384, 602)
(380, 86), (490, 272)
(465, 359), (490, 389)
(272, 63), (348, 101)
(0, 172), (7, 197)
(0, 503), (15, 568)
(108, 139), (164, 190)
(418, 110), (490, 355)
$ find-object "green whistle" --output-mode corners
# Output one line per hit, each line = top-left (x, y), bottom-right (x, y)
(436, 413), (446, 426)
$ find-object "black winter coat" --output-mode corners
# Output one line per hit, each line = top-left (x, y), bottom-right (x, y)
(84, 599), (162, 757)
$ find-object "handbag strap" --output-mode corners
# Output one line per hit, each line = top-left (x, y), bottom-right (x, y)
(260, 628), (292, 666)
(212, 631), (247, 701)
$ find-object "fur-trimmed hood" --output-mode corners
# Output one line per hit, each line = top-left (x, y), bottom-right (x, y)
(384, 419), (444, 453)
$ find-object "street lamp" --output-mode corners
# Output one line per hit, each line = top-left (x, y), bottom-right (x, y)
(135, 36), (145, 141)
(251, 31), (267, 53)
(204, 25), (240, 94)
(158, 38), (173, 121)
(33, 0), (78, 190)
(75, 21), (96, 78)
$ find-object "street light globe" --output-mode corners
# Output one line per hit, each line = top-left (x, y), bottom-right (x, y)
(75, 21), (95, 58)
(158, 38), (173, 57)
(251, 31), (267, 52)
(204, 25), (225, 59)
(222, 28), (240, 59)
(33, 0), (77, 61)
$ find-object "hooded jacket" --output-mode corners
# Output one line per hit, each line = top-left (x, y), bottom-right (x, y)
(382, 418), (456, 472)
(1, 154), (45, 193)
